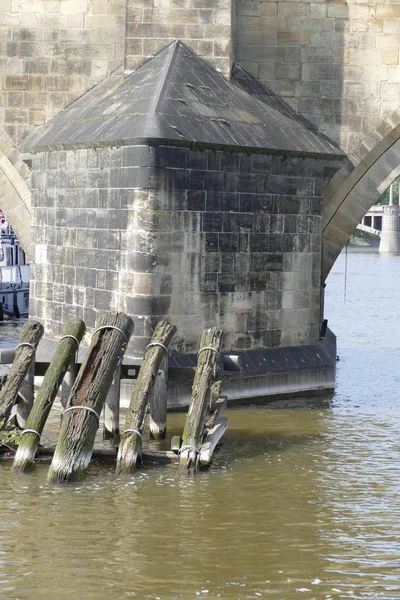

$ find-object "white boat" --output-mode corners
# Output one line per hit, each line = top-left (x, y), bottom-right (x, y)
(0, 214), (29, 318)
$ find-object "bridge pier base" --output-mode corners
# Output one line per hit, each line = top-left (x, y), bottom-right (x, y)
(379, 205), (400, 253)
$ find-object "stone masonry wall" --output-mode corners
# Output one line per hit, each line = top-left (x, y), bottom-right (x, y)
(0, 0), (126, 147)
(235, 0), (400, 154)
(125, 0), (235, 77)
(30, 144), (325, 357)
(0, 1), (399, 183)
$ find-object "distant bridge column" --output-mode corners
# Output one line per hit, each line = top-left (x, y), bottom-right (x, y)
(380, 183), (400, 253)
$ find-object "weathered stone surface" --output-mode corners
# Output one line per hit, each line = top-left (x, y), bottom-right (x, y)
(235, 0), (400, 157)
(23, 40), (342, 159)
(0, 0), (125, 251)
(0, 0), (125, 147)
(125, 0), (234, 78)
(2, 0), (398, 163)
(24, 35), (342, 351)
(29, 142), (333, 356)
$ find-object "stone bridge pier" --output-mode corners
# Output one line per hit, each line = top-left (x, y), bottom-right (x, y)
(0, 0), (399, 400)
(0, 0), (400, 272)
(359, 182), (400, 252)
(380, 204), (400, 252)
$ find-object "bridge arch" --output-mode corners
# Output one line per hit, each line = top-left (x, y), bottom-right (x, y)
(322, 108), (400, 280)
(0, 130), (32, 260)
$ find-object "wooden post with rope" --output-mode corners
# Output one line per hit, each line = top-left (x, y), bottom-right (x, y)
(12, 320), (86, 473)
(103, 362), (121, 445)
(0, 320), (44, 426)
(179, 327), (223, 475)
(116, 320), (176, 476)
(47, 312), (133, 484)
(149, 355), (168, 439)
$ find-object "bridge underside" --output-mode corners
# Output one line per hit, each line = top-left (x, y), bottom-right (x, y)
(356, 223), (381, 238)
(0, 131), (32, 259)
(322, 108), (400, 280)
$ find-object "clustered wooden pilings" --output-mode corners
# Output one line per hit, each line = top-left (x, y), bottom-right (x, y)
(13, 319), (86, 473)
(0, 313), (227, 482)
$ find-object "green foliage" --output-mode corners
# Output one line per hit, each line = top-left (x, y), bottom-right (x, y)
(376, 188), (390, 205)
(377, 180), (400, 205)
(351, 229), (366, 240)
(0, 422), (20, 450)
(350, 229), (379, 246)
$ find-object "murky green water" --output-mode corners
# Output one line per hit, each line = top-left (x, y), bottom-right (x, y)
(0, 249), (399, 599)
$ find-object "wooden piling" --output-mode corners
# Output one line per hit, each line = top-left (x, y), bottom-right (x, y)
(206, 394), (227, 431)
(15, 360), (34, 428)
(200, 395), (228, 467)
(12, 320), (86, 473)
(149, 356), (168, 439)
(179, 327), (223, 475)
(116, 320), (176, 476)
(47, 312), (133, 483)
(103, 362), (121, 444)
(171, 435), (182, 453)
(61, 363), (78, 410)
(199, 418), (228, 466)
(0, 320), (44, 426)
(60, 362), (78, 427)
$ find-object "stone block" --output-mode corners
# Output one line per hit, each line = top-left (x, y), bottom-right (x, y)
(91, 0), (108, 14)
(382, 49), (399, 65)
(376, 33), (400, 49)
(0, 0), (12, 11)
(376, 4), (400, 19)
(60, 0), (88, 14)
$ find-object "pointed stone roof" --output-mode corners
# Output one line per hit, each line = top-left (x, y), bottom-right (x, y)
(22, 41), (343, 159)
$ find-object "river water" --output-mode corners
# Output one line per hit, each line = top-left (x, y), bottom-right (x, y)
(0, 248), (399, 600)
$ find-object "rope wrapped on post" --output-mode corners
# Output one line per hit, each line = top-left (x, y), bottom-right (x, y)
(63, 405), (100, 423)
(93, 325), (129, 346)
(20, 429), (41, 439)
(121, 428), (142, 439)
(16, 342), (36, 352)
(146, 342), (167, 354)
(178, 444), (199, 456)
(59, 334), (80, 349)
(197, 346), (219, 358)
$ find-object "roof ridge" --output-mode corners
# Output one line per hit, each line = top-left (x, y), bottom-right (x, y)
(21, 40), (345, 160)
(152, 40), (180, 116)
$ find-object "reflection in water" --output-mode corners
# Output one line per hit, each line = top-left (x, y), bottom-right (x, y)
(0, 249), (399, 599)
